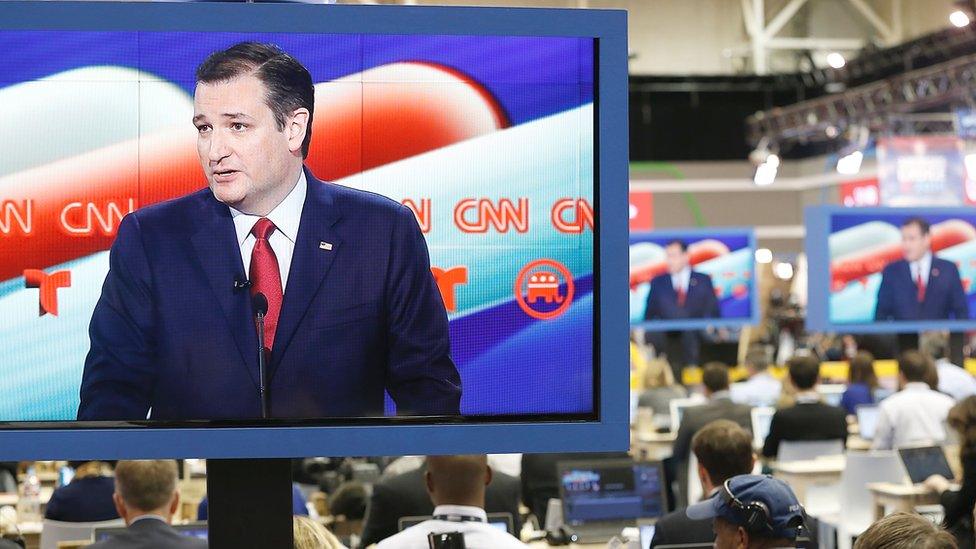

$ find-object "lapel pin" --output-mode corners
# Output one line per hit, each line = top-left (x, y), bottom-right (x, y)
(932, 268), (940, 277)
(319, 241), (333, 251)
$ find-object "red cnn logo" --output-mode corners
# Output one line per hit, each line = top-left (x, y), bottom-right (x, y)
(24, 269), (71, 316)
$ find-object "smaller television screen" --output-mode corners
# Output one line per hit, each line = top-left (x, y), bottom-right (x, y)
(629, 229), (757, 330)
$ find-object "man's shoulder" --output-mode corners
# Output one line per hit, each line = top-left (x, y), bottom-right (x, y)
(881, 259), (908, 275)
(324, 182), (407, 218)
(648, 272), (670, 286)
(932, 256), (961, 274)
(654, 508), (713, 545)
(690, 270), (712, 282)
(129, 188), (212, 227)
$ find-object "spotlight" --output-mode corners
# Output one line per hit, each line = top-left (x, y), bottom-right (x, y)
(951, 9), (971, 27)
(754, 154), (779, 186)
(773, 262), (794, 280)
(837, 151), (864, 175)
(826, 52), (846, 69)
(755, 248), (773, 264)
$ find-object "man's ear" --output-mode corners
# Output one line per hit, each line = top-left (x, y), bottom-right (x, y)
(736, 526), (750, 549)
(485, 465), (493, 486)
(112, 493), (127, 523)
(424, 470), (435, 497)
(287, 108), (310, 154)
(169, 491), (180, 518)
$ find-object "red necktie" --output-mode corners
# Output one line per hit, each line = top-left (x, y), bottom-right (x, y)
(916, 270), (926, 303)
(677, 286), (687, 307)
(250, 218), (283, 351)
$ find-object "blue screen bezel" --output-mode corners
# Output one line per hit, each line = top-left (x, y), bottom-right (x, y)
(0, 1), (629, 459)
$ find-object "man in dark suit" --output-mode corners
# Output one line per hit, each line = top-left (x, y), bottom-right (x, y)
(359, 457), (522, 548)
(874, 217), (969, 322)
(85, 460), (206, 549)
(671, 362), (752, 506)
(644, 240), (720, 378)
(78, 42), (460, 420)
(45, 461), (119, 523)
(762, 355), (848, 458)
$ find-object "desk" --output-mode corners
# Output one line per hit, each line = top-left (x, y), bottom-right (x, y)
(772, 456), (845, 503)
(0, 487), (54, 508)
(867, 483), (941, 521)
(846, 436), (872, 452)
(631, 432), (675, 461)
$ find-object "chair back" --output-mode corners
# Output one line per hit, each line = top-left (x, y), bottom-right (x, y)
(40, 519), (125, 549)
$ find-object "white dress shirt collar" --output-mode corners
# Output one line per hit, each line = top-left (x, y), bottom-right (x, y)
(229, 170), (307, 246)
(911, 252), (932, 283)
(904, 381), (931, 392)
(671, 266), (691, 292)
(432, 504), (488, 522)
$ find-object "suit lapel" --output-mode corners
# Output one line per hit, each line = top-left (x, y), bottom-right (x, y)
(189, 193), (260, 390)
(270, 169), (344, 372)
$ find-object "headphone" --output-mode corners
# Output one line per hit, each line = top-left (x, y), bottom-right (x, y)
(720, 479), (775, 536)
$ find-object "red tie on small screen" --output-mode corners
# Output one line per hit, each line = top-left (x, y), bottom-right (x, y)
(250, 218), (283, 351)
(677, 287), (687, 307)
(916, 271), (926, 303)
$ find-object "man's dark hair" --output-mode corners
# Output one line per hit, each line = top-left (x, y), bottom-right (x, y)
(788, 355), (820, 391)
(196, 42), (315, 158)
(702, 361), (731, 393)
(899, 350), (932, 383)
(666, 239), (688, 252)
(901, 217), (931, 235)
(692, 420), (753, 485)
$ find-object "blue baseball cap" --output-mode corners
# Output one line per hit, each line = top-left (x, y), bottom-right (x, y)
(686, 475), (805, 539)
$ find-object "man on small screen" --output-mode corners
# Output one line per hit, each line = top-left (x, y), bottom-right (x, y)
(644, 240), (720, 375)
(78, 42), (461, 420)
(874, 217), (969, 322)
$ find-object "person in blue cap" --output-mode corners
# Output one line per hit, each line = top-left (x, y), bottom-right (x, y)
(685, 474), (808, 549)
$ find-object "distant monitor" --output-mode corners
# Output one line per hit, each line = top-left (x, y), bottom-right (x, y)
(899, 446), (954, 484)
(817, 384), (845, 408)
(669, 397), (704, 434)
(398, 513), (515, 535)
(856, 404), (879, 440)
(751, 407), (775, 449)
(93, 522), (208, 541)
(557, 459), (667, 527)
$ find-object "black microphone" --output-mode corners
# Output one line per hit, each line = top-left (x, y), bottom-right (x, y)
(251, 292), (270, 419)
(233, 278), (251, 292)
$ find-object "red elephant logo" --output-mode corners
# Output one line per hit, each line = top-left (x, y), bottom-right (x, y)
(515, 259), (575, 320)
(526, 272), (565, 304)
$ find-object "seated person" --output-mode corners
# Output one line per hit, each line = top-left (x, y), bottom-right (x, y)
(730, 349), (782, 408)
(637, 358), (688, 429)
(197, 483), (309, 520)
(375, 455), (528, 549)
(922, 396), (976, 548)
(672, 362), (752, 465)
(85, 460), (206, 549)
(361, 457), (522, 547)
(840, 351), (877, 416)
(853, 512), (957, 549)
(874, 351), (955, 450)
(762, 356), (848, 458)
(685, 475), (809, 549)
(293, 515), (346, 549)
(926, 336), (976, 402)
(45, 461), (119, 522)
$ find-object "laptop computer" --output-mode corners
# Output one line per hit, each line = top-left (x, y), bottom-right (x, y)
(557, 459), (667, 544)
(856, 404), (879, 440)
(92, 522), (209, 541)
(398, 512), (515, 535)
(899, 446), (954, 484)
(751, 406), (775, 449)
(817, 384), (845, 407)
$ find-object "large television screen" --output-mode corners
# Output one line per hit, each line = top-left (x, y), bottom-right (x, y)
(806, 206), (976, 332)
(0, 2), (629, 458)
(629, 229), (758, 330)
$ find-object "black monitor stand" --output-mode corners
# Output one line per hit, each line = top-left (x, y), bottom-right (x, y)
(206, 458), (293, 548)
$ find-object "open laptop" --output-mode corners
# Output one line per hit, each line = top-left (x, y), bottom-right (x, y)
(557, 459), (667, 544)
(856, 404), (879, 440)
(751, 406), (775, 449)
(899, 446), (954, 484)
(398, 512), (515, 535)
(92, 522), (209, 541)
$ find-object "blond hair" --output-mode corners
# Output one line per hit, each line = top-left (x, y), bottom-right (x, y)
(293, 515), (345, 549)
(113, 460), (177, 513)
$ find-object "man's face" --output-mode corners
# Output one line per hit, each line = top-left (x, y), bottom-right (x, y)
(900, 223), (931, 263)
(713, 518), (746, 549)
(193, 73), (305, 214)
(665, 244), (689, 275)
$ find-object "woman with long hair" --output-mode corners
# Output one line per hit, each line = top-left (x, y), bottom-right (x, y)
(924, 396), (976, 549)
(841, 350), (878, 415)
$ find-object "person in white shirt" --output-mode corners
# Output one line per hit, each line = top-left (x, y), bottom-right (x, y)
(376, 455), (528, 549)
(924, 337), (976, 402)
(873, 351), (956, 450)
(730, 349), (782, 407)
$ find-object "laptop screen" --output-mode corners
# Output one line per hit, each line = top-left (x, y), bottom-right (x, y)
(856, 405), (879, 440)
(557, 459), (666, 526)
(751, 407), (775, 449)
(899, 446), (954, 484)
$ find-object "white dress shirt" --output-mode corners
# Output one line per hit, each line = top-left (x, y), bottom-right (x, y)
(910, 252), (933, 287)
(872, 382), (955, 450)
(936, 358), (976, 401)
(670, 267), (691, 294)
(229, 171), (307, 293)
(730, 372), (783, 407)
(376, 504), (528, 549)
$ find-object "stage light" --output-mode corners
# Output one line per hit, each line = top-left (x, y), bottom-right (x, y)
(755, 248), (773, 264)
(826, 52), (846, 69)
(773, 262), (794, 280)
(950, 10), (971, 27)
(837, 150), (863, 175)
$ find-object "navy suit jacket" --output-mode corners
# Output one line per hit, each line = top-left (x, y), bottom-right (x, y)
(874, 257), (969, 321)
(78, 168), (461, 420)
(644, 271), (720, 321)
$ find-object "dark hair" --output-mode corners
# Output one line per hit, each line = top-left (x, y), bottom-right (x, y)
(665, 239), (688, 252)
(901, 217), (931, 235)
(196, 42), (315, 158)
(899, 350), (932, 383)
(692, 420), (754, 485)
(853, 512), (957, 549)
(788, 355), (820, 391)
(849, 351), (878, 389)
(702, 362), (731, 393)
(948, 396), (976, 459)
